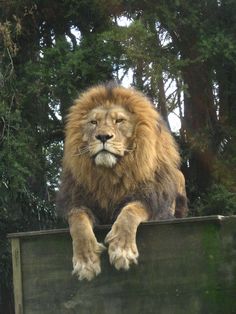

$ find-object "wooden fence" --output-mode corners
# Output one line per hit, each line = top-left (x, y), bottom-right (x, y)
(8, 216), (236, 314)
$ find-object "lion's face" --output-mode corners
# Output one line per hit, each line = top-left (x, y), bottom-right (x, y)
(81, 105), (134, 168)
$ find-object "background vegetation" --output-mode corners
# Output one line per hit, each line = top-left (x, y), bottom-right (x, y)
(1, 0), (236, 312)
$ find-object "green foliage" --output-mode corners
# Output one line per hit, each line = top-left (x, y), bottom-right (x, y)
(0, 103), (58, 226)
(191, 185), (236, 217)
(199, 30), (236, 62)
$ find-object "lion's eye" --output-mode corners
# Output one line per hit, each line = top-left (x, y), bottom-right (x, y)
(90, 120), (97, 125)
(115, 118), (124, 124)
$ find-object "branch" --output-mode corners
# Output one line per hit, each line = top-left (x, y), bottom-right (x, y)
(164, 78), (175, 94)
(166, 89), (177, 102)
(66, 29), (77, 50)
(0, 117), (6, 143)
(6, 48), (14, 79)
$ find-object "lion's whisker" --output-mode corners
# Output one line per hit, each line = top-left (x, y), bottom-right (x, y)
(124, 148), (134, 152)
(124, 143), (136, 153)
(79, 147), (90, 153)
(74, 147), (90, 156)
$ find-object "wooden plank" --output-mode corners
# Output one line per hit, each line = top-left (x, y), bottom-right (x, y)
(7, 215), (225, 239)
(11, 238), (23, 314)
(8, 228), (69, 239)
(9, 216), (236, 314)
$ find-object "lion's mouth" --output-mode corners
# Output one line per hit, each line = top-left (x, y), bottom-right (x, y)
(93, 149), (120, 168)
(93, 149), (121, 159)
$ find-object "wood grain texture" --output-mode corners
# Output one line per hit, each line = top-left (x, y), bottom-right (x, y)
(9, 216), (236, 314)
(11, 238), (23, 314)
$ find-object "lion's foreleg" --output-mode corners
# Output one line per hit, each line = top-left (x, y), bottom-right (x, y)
(68, 208), (106, 280)
(105, 202), (149, 270)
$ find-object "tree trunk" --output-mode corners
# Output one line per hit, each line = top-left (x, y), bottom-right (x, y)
(217, 62), (236, 127)
(156, 72), (170, 128)
(182, 59), (217, 192)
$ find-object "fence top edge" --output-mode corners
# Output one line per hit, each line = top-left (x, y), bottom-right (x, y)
(7, 215), (236, 239)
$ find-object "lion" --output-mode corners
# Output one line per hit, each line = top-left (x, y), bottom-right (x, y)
(56, 83), (188, 281)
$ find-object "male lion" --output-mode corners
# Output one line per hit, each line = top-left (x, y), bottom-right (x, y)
(57, 83), (188, 281)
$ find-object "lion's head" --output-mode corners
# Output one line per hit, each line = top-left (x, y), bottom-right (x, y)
(63, 83), (181, 205)
(79, 104), (135, 168)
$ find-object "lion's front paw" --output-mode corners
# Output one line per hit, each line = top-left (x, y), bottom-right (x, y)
(105, 223), (139, 270)
(72, 239), (106, 281)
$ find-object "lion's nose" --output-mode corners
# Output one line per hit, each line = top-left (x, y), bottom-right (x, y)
(96, 134), (113, 143)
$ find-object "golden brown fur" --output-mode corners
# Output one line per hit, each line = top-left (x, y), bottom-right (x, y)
(57, 83), (188, 280)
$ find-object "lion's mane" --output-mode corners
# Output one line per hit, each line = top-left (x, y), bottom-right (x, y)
(57, 84), (187, 223)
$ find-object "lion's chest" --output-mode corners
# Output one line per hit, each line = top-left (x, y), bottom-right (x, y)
(81, 182), (134, 224)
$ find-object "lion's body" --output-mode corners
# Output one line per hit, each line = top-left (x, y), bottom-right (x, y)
(57, 84), (187, 223)
(57, 83), (188, 280)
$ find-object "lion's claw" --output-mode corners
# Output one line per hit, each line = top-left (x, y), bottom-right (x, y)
(108, 246), (138, 270)
(105, 225), (139, 270)
(72, 259), (101, 281)
(72, 242), (106, 281)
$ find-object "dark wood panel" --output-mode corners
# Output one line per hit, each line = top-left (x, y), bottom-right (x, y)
(10, 216), (236, 314)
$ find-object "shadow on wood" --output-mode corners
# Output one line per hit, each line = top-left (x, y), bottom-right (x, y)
(8, 216), (236, 314)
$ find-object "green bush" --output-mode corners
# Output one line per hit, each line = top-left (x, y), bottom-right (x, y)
(191, 184), (236, 217)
